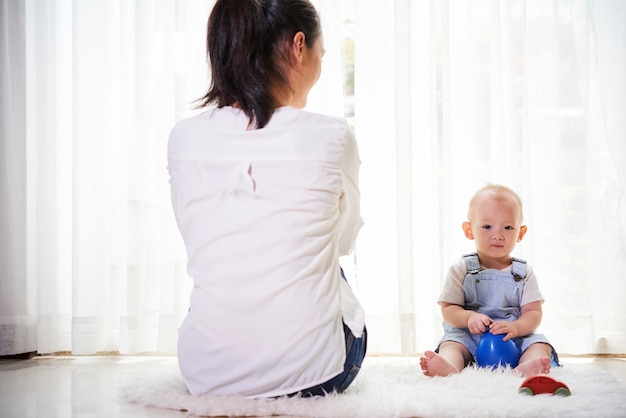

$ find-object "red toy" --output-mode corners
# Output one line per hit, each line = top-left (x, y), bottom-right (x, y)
(518, 375), (571, 396)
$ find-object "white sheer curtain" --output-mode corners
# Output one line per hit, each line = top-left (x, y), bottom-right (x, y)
(0, 0), (347, 356)
(1, 0), (624, 356)
(1, 0), (210, 355)
(353, 0), (626, 355)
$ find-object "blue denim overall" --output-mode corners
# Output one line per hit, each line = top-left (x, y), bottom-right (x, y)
(436, 253), (560, 366)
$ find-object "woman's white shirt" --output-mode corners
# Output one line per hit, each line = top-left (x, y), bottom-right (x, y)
(167, 106), (364, 397)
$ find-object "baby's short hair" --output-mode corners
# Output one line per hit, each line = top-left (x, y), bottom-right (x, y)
(468, 184), (524, 222)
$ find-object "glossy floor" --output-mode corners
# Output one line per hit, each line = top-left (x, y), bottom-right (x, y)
(0, 355), (625, 417)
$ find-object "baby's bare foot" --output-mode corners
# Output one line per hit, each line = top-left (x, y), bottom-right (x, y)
(514, 357), (551, 377)
(419, 350), (460, 377)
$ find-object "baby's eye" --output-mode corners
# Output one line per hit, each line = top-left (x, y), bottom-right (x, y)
(504, 225), (514, 230)
(482, 225), (491, 230)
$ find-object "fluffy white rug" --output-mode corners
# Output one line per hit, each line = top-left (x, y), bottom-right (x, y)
(121, 357), (626, 417)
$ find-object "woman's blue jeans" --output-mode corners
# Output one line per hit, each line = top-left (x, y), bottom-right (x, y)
(295, 323), (367, 397)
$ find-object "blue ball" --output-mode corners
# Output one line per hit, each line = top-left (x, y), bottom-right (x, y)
(476, 331), (520, 369)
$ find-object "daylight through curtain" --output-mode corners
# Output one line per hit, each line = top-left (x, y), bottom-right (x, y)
(353, 0), (626, 354)
(1, 0), (624, 356)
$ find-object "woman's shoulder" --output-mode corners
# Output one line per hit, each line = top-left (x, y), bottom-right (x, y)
(274, 107), (349, 132)
(170, 107), (239, 131)
(170, 107), (350, 138)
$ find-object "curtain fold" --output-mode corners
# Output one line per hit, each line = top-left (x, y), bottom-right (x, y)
(0, 0), (37, 355)
(1, 0), (624, 356)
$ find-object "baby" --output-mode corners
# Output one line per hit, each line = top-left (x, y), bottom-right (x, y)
(420, 184), (559, 377)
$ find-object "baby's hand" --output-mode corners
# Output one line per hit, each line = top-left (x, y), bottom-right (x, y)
(467, 313), (492, 334)
(489, 321), (519, 341)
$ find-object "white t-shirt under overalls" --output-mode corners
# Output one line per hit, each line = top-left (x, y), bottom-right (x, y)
(437, 253), (559, 364)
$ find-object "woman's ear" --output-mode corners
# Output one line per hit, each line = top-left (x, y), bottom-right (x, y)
(517, 225), (528, 242)
(292, 31), (306, 61)
(462, 222), (474, 240)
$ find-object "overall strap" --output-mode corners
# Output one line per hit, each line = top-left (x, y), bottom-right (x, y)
(463, 252), (481, 274)
(464, 252), (527, 281)
(511, 257), (527, 282)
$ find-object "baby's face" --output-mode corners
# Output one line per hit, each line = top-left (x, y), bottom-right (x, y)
(467, 194), (525, 263)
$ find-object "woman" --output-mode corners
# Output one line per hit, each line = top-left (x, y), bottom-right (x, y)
(167, 0), (366, 398)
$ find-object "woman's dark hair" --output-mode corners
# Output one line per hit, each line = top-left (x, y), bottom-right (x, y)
(198, 0), (321, 129)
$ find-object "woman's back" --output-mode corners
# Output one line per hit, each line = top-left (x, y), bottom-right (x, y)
(168, 106), (362, 397)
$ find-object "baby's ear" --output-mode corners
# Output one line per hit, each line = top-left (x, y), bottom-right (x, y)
(462, 222), (474, 240)
(517, 225), (528, 242)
